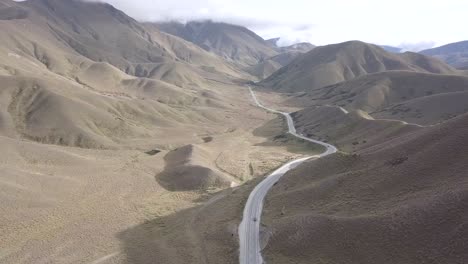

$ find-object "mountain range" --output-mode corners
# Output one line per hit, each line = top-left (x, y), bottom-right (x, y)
(260, 40), (459, 92)
(154, 21), (315, 78)
(1, 1), (467, 264)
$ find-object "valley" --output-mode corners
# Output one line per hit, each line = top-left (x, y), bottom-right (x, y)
(0, 1), (467, 264)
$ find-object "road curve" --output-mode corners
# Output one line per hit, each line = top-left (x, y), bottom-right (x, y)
(238, 87), (338, 264)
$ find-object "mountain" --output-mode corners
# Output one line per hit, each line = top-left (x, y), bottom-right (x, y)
(266, 37), (281, 48)
(21, 0), (240, 76)
(420, 40), (468, 69)
(291, 105), (420, 152)
(0, 0), (244, 148)
(246, 51), (305, 79)
(262, 111), (468, 264)
(0, 1), (298, 263)
(289, 71), (468, 125)
(244, 38), (315, 78)
(152, 20), (278, 66)
(265, 38), (315, 53)
(260, 41), (459, 92)
(279, 42), (315, 53)
(153, 23), (315, 78)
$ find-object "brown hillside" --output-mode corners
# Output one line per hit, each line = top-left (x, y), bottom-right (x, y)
(0, 0), (245, 148)
(260, 41), (460, 92)
(288, 71), (468, 125)
(247, 50), (310, 79)
(291, 106), (420, 152)
(262, 112), (468, 264)
(157, 144), (233, 191)
(420, 40), (468, 69)
(153, 20), (278, 67)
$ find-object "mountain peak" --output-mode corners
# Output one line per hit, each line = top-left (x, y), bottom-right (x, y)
(154, 20), (278, 66)
(261, 40), (456, 92)
(266, 37), (281, 47)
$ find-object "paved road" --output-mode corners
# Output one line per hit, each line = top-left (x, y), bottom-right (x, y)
(239, 87), (338, 264)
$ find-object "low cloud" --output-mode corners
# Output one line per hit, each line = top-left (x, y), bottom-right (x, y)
(398, 41), (437, 52)
(85, 0), (468, 47)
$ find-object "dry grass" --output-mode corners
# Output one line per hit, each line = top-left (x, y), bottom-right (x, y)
(261, 113), (468, 264)
(261, 41), (461, 93)
(280, 71), (468, 125)
(0, 1), (305, 263)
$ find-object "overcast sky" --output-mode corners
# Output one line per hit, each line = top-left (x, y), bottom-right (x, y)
(95, 0), (467, 51)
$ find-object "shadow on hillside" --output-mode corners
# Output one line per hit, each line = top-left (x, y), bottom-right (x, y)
(117, 180), (257, 264)
(117, 205), (201, 264)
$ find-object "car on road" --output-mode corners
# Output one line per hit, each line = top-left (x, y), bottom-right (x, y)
(253, 217), (257, 222)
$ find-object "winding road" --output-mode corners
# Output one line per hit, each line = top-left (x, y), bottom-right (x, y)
(238, 87), (338, 264)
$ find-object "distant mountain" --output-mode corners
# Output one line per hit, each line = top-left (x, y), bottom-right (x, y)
(279, 42), (315, 53)
(260, 41), (458, 92)
(152, 20), (278, 66)
(380, 45), (402, 53)
(420, 41), (468, 69)
(246, 51), (304, 79)
(266, 37), (280, 48)
(245, 39), (315, 78)
(265, 37), (315, 53)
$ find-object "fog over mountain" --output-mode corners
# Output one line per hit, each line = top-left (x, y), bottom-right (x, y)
(2, 1), (468, 264)
(84, 0), (468, 49)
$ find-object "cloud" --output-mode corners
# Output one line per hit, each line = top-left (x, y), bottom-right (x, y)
(86, 0), (468, 48)
(85, 0), (316, 46)
(398, 41), (437, 52)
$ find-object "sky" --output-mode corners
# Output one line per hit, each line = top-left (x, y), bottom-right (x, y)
(92, 0), (468, 51)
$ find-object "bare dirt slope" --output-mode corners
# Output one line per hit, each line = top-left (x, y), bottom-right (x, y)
(260, 41), (461, 92)
(261, 112), (468, 264)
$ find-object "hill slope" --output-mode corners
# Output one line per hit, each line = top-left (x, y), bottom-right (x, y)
(420, 40), (468, 69)
(262, 112), (468, 264)
(291, 106), (420, 152)
(153, 20), (278, 66)
(0, 0), (245, 148)
(157, 144), (233, 191)
(288, 71), (468, 125)
(246, 51), (308, 79)
(260, 41), (459, 92)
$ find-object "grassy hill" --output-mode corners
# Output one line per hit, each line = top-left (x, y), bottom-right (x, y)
(260, 41), (459, 92)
